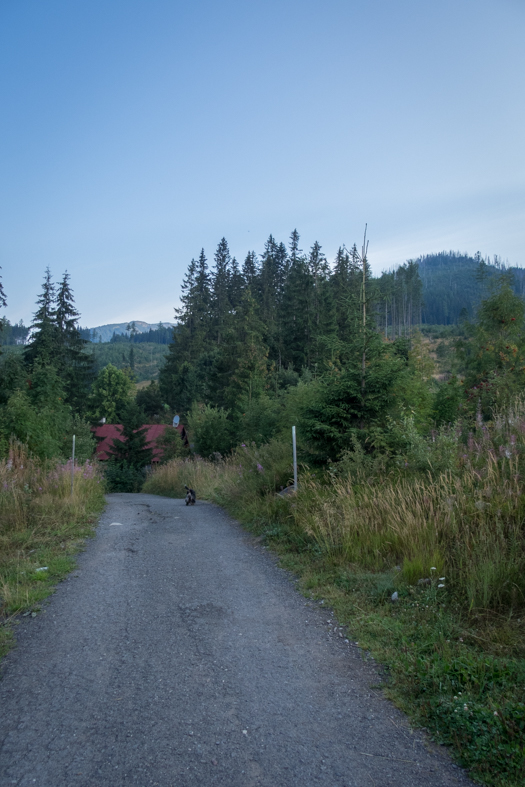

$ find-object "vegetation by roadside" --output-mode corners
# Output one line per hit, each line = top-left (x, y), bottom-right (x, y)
(143, 428), (525, 787)
(0, 444), (105, 661)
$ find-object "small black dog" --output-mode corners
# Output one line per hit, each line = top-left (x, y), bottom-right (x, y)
(184, 485), (196, 506)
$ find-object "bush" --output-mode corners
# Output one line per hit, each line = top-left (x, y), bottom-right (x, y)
(103, 461), (145, 493)
(186, 402), (234, 458)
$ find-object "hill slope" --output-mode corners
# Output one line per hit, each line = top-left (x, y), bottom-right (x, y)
(85, 321), (174, 343)
(418, 252), (525, 325)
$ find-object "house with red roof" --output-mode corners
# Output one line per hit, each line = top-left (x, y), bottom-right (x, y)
(92, 423), (187, 462)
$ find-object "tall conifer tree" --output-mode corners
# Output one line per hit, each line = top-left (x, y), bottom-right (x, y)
(242, 251), (259, 290)
(25, 268), (58, 367)
(55, 271), (93, 412)
(211, 238), (232, 346)
(0, 267), (6, 309)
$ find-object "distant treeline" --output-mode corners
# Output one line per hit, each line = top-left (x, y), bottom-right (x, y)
(108, 324), (173, 344)
(78, 324), (173, 345)
(0, 319), (30, 345)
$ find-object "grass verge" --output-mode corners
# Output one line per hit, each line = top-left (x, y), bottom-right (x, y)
(0, 444), (106, 661)
(143, 443), (525, 787)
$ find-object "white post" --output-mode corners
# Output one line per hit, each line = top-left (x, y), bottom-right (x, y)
(292, 426), (297, 492)
(71, 435), (76, 497)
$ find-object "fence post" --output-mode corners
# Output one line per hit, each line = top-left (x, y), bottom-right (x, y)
(292, 426), (297, 492)
(71, 435), (76, 497)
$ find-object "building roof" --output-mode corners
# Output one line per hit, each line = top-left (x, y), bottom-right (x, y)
(92, 423), (185, 462)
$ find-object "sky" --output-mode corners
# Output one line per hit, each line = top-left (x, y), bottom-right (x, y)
(1, 0), (524, 328)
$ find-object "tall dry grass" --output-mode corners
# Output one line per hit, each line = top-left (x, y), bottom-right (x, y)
(0, 443), (105, 618)
(145, 399), (525, 614)
(144, 439), (293, 501)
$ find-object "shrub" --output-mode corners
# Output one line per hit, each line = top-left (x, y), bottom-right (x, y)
(186, 402), (234, 458)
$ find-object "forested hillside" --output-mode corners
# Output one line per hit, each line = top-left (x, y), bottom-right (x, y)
(417, 251), (525, 324)
(80, 321), (173, 343)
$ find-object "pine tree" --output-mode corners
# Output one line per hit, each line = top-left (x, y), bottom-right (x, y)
(108, 401), (153, 470)
(0, 267), (6, 309)
(330, 245), (361, 345)
(459, 275), (525, 416)
(160, 249), (212, 411)
(307, 241), (336, 371)
(242, 251), (259, 290)
(55, 271), (93, 412)
(212, 289), (269, 411)
(211, 238), (232, 346)
(280, 230), (310, 369)
(228, 256), (245, 310)
(24, 268), (58, 367)
(0, 267), (7, 350)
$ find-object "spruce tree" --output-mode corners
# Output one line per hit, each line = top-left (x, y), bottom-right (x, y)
(108, 401), (153, 470)
(0, 267), (6, 309)
(24, 268), (58, 367)
(242, 251), (259, 290)
(55, 271), (93, 412)
(259, 235), (288, 365)
(0, 267), (7, 350)
(211, 238), (232, 346)
(211, 289), (268, 411)
(160, 249), (212, 411)
(280, 231), (310, 369)
(228, 256), (245, 310)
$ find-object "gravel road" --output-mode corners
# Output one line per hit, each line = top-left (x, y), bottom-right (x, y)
(0, 493), (474, 787)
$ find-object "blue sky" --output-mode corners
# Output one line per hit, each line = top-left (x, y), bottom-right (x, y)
(1, 0), (524, 327)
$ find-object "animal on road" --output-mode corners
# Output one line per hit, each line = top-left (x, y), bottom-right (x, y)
(184, 485), (196, 505)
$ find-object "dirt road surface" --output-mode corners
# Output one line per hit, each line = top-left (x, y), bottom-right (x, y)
(0, 493), (474, 787)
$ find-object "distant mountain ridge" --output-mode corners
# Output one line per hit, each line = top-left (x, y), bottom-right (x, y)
(86, 321), (174, 343)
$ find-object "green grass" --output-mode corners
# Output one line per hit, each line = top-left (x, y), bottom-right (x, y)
(0, 444), (105, 660)
(143, 436), (525, 787)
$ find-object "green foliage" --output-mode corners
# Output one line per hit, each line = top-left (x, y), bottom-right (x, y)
(143, 405), (525, 786)
(103, 462), (145, 493)
(24, 268), (58, 367)
(433, 376), (464, 425)
(0, 318), (29, 346)
(459, 276), (525, 417)
(88, 363), (134, 423)
(0, 353), (27, 405)
(136, 381), (165, 419)
(301, 340), (405, 462)
(90, 341), (168, 383)
(235, 394), (282, 446)
(0, 267), (7, 310)
(156, 426), (189, 462)
(105, 401), (153, 481)
(186, 402), (234, 458)
(103, 403), (154, 492)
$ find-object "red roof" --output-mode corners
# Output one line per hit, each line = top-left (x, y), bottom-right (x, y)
(92, 423), (186, 462)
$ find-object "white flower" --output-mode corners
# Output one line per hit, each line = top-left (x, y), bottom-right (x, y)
(430, 567), (436, 571)
(438, 583), (445, 588)
(439, 577), (446, 581)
